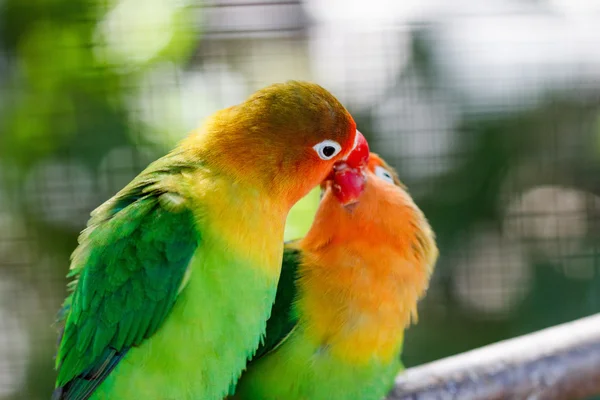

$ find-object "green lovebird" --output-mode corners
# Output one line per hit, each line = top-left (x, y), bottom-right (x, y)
(52, 81), (370, 400)
(230, 153), (438, 400)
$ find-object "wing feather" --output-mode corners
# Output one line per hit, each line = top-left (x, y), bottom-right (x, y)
(53, 160), (200, 400)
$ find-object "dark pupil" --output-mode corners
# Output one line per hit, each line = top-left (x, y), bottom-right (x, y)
(322, 146), (335, 157)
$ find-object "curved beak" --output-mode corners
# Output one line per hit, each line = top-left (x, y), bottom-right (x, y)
(343, 130), (369, 169)
(326, 130), (370, 206)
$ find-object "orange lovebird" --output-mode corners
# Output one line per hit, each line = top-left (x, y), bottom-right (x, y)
(231, 153), (438, 400)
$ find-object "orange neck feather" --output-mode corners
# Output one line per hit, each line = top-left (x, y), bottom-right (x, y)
(295, 173), (437, 364)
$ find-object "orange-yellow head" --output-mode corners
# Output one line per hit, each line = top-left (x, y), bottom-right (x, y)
(301, 153), (438, 332)
(180, 80), (369, 207)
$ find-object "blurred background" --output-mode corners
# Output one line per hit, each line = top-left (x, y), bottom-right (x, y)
(1, 0), (600, 398)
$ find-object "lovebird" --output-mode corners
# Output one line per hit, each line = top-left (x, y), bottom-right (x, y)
(230, 153), (438, 400)
(52, 81), (371, 400)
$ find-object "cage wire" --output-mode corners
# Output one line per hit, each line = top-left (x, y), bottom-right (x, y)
(1, 0), (600, 399)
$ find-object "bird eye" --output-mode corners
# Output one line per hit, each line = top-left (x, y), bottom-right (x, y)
(375, 166), (394, 184)
(313, 140), (342, 161)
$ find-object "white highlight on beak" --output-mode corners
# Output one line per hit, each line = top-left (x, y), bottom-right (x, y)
(342, 130), (360, 161)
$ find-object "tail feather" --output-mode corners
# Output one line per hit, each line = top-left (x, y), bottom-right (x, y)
(52, 348), (128, 400)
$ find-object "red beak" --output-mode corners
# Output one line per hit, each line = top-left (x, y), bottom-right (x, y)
(344, 130), (370, 170)
(328, 130), (370, 206)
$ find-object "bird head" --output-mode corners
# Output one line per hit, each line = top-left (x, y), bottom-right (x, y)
(183, 81), (370, 207)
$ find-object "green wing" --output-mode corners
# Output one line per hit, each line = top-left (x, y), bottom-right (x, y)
(53, 161), (199, 400)
(251, 243), (302, 360)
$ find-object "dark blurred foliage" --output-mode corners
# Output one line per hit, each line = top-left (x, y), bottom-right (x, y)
(1, 1), (600, 399)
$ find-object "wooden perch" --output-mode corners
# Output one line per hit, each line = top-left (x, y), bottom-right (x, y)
(388, 313), (600, 400)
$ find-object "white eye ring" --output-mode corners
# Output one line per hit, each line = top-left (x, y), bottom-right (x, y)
(313, 140), (342, 161)
(375, 166), (394, 184)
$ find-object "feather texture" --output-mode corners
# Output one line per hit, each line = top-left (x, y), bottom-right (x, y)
(53, 80), (364, 400)
(232, 154), (438, 400)
(54, 160), (199, 400)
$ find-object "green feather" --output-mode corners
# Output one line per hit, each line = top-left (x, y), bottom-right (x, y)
(54, 163), (199, 399)
(113, 313), (134, 349)
(75, 321), (94, 353)
(228, 244), (302, 397)
(251, 243), (302, 360)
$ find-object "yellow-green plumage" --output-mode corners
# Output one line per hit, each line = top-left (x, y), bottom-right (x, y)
(53, 81), (360, 400)
(230, 246), (404, 400)
(231, 155), (438, 400)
